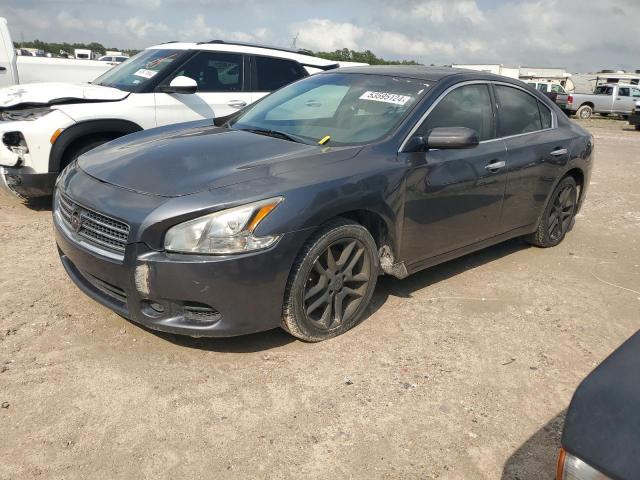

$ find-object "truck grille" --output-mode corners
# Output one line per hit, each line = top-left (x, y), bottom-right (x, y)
(58, 193), (130, 253)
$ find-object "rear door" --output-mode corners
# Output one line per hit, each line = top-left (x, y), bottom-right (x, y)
(614, 86), (635, 114)
(495, 84), (575, 231)
(0, 18), (18, 87)
(154, 51), (251, 126)
(401, 82), (509, 263)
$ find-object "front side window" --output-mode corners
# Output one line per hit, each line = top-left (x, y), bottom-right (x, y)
(231, 73), (430, 145)
(495, 85), (545, 136)
(254, 56), (307, 91)
(165, 52), (244, 92)
(92, 49), (184, 92)
(420, 84), (495, 141)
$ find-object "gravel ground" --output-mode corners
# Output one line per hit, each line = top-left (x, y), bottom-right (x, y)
(0, 118), (638, 479)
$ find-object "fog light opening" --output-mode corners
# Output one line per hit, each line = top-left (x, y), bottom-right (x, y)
(150, 302), (165, 313)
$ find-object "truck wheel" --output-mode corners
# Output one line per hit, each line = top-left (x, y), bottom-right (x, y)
(576, 105), (593, 119)
(60, 136), (114, 171)
(635, 125), (640, 131)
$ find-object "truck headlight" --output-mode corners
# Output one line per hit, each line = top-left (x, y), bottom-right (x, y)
(557, 449), (610, 480)
(164, 197), (283, 254)
(1, 108), (52, 121)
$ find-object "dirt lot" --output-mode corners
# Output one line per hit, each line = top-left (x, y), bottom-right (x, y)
(0, 118), (638, 479)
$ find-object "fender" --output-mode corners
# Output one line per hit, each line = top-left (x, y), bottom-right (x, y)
(48, 119), (143, 172)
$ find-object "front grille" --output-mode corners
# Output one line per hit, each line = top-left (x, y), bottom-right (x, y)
(58, 193), (130, 253)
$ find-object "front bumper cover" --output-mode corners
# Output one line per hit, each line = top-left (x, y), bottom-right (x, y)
(54, 211), (311, 337)
(0, 166), (57, 199)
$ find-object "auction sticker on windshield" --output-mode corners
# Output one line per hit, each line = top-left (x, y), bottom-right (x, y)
(359, 91), (412, 105)
(133, 69), (158, 79)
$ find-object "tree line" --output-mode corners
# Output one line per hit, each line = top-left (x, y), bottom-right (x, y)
(310, 48), (421, 65)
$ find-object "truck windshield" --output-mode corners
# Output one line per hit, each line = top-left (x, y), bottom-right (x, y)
(92, 49), (185, 92)
(230, 73), (430, 146)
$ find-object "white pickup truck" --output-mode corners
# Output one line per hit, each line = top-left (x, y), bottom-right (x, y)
(0, 18), (113, 87)
(565, 83), (640, 119)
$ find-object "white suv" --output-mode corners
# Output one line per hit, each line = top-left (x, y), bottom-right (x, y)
(0, 41), (340, 199)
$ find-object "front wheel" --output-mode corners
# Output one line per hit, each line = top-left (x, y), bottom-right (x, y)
(282, 218), (379, 342)
(526, 176), (578, 248)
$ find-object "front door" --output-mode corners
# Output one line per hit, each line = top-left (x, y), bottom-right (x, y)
(154, 51), (252, 126)
(401, 83), (508, 263)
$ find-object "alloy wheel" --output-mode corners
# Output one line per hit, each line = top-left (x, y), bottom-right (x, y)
(548, 184), (576, 241)
(303, 238), (371, 330)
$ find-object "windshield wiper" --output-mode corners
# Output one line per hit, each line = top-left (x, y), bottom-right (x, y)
(242, 128), (309, 144)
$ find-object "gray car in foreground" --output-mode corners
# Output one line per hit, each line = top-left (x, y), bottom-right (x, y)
(53, 66), (593, 341)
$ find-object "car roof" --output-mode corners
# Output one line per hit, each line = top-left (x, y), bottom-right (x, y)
(147, 41), (337, 68)
(327, 65), (509, 83)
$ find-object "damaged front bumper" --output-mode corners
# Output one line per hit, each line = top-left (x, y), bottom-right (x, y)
(0, 166), (57, 199)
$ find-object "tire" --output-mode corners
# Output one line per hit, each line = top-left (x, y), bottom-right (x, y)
(282, 218), (379, 342)
(60, 136), (114, 171)
(635, 124), (640, 131)
(576, 105), (593, 119)
(526, 176), (578, 248)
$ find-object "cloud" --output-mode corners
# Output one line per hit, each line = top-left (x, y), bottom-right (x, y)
(293, 19), (363, 51)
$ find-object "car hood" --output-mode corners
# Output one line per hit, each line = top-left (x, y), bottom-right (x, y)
(562, 330), (640, 480)
(0, 82), (128, 109)
(77, 124), (361, 197)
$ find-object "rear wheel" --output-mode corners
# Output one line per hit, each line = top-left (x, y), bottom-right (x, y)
(576, 105), (593, 119)
(635, 124), (640, 131)
(526, 176), (578, 248)
(282, 218), (379, 342)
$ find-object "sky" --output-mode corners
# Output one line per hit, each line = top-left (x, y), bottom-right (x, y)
(2, 0), (638, 73)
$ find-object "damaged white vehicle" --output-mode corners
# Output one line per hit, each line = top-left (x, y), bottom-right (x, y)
(0, 41), (341, 199)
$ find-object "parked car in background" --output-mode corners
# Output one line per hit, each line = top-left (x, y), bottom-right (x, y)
(565, 83), (640, 119)
(98, 55), (129, 64)
(628, 100), (640, 131)
(527, 81), (569, 110)
(0, 17), (113, 87)
(53, 66), (593, 341)
(558, 330), (640, 480)
(0, 40), (340, 199)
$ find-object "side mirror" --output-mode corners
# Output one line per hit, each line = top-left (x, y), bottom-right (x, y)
(425, 127), (479, 149)
(157, 76), (198, 94)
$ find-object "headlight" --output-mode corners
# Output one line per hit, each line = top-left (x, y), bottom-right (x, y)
(164, 197), (283, 254)
(557, 449), (610, 480)
(1, 108), (52, 121)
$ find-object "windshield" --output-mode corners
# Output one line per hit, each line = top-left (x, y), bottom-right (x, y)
(93, 49), (185, 92)
(230, 73), (431, 146)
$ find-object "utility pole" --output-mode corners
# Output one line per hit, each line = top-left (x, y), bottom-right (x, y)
(291, 32), (299, 50)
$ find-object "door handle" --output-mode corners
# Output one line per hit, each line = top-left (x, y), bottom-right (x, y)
(0, 66), (6, 72)
(227, 100), (247, 108)
(485, 160), (506, 171)
(549, 148), (568, 156)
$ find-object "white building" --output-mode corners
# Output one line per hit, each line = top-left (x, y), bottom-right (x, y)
(451, 64), (520, 79)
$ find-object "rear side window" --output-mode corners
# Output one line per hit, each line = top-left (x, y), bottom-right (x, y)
(420, 84), (495, 141)
(537, 84), (549, 93)
(253, 56), (307, 91)
(495, 85), (543, 136)
(594, 86), (614, 95)
(551, 84), (565, 94)
(618, 87), (630, 97)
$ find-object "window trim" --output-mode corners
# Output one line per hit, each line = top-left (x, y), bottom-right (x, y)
(399, 80), (558, 152)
